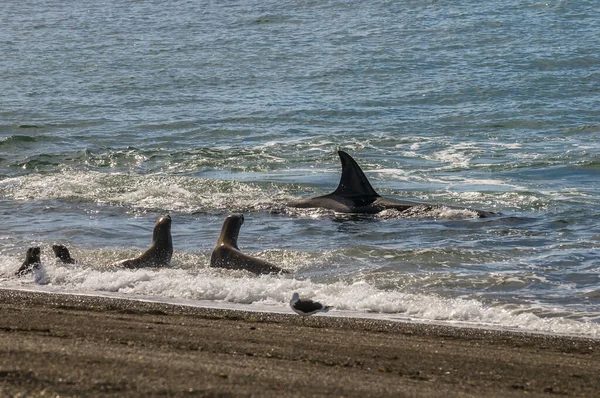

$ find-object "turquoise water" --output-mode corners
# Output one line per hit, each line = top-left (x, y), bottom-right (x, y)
(1, 0), (599, 336)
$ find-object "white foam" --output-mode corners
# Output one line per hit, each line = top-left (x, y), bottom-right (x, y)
(0, 171), (291, 213)
(376, 207), (479, 220)
(1, 258), (598, 338)
(0, 167), (516, 217)
(395, 142), (484, 170)
(368, 168), (412, 180)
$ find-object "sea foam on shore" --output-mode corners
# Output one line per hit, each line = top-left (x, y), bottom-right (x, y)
(2, 255), (599, 339)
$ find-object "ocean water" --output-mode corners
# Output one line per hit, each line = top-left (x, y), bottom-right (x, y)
(1, 0), (599, 337)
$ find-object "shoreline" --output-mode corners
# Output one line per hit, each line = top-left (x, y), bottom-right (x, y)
(3, 286), (598, 340)
(1, 289), (600, 397)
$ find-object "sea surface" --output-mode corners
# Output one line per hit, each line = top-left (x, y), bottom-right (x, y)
(1, 0), (599, 337)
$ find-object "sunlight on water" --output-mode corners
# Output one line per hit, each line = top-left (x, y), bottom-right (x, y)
(1, 0), (599, 338)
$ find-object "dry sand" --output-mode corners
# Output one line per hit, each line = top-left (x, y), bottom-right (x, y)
(1, 289), (599, 397)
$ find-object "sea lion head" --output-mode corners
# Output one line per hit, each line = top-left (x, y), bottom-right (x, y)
(16, 246), (41, 276)
(52, 244), (74, 264)
(152, 214), (173, 264)
(27, 247), (41, 263)
(218, 214), (244, 249)
(152, 214), (172, 242)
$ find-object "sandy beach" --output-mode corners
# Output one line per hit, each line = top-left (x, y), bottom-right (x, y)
(1, 289), (599, 397)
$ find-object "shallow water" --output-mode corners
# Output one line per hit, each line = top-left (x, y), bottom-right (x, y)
(1, 0), (599, 337)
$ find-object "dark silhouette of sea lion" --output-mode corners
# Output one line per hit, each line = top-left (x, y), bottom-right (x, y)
(115, 215), (173, 269)
(210, 214), (288, 275)
(52, 244), (75, 264)
(286, 150), (498, 218)
(15, 247), (41, 276)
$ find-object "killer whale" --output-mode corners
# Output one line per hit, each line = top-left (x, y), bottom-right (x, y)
(286, 151), (498, 218)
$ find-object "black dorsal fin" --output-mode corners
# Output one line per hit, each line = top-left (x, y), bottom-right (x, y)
(332, 151), (380, 198)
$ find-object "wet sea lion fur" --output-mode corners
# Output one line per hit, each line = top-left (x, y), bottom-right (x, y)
(210, 214), (288, 275)
(15, 247), (41, 276)
(115, 215), (173, 269)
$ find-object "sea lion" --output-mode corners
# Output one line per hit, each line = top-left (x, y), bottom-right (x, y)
(116, 215), (173, 269)
(289, 292), (332, 316)
(286, 150), (498, 218)
(15, 247), (41, 276)
(52, 244), (75, 264)
(210, 214), (288, 275)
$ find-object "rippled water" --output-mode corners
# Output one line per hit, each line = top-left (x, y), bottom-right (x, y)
(1, 0), (599, 337)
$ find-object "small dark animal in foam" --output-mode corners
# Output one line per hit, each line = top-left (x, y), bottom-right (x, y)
(286, 150), (498, 218)
(53, 244), (75, 264)
(115, 215), (173, 269)
(210, 214), (288, 275)
(289, 292), (332, 316)
(15, 247), (41, 277)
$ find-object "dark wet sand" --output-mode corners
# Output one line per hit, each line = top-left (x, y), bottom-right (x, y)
(1, 289), (599, 397)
